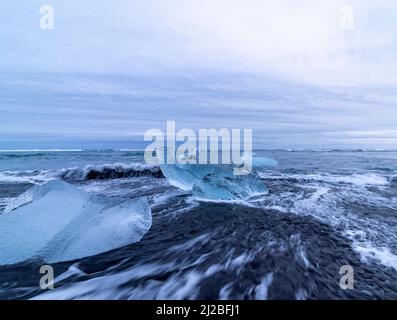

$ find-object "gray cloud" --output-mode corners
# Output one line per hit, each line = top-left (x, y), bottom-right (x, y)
(0, 1), (397, 148)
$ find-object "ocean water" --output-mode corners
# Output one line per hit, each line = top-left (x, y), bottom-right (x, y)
(0, 149), (396, 299)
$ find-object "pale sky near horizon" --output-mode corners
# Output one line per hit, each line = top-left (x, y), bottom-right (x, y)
(1, 0), (397, 149)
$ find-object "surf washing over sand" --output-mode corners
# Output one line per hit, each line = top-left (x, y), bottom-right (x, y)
(0, 149), (396, 299)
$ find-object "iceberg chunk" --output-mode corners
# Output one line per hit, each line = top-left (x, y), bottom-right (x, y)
(160, 163), (230, 191)
(37, 197), (151, 263)
(160, 156), (276, 192)
(4, 179), (87, 214)
(0, 181), (93, 264)
(192, 172), (268, 200)
(0, 180), (151, 265)
(252, 157), (278, 168)
(160, 156), (276, 200)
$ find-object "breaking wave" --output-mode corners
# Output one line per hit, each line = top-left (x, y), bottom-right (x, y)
(0, 163), (164, 184)
(58, 163), (164, 180)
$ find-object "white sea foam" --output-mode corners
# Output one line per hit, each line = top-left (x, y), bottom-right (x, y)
(0, 171), (53, 184)
(295, 288), (308, 300)
(254, 170), (397, 272)
(168, 233), (212, 252)
(353, 244), (397, 271)
(259, 172), (389, 186)
(254, 273), (273, 300)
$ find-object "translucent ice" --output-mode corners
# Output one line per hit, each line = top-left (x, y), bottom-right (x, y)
(192, 172), (268, 200)
(4, 179), (87, 214)
(160, 156), (276, 192)
(0, 180), (151, 265)
(160, 156), (275, 200)
(160, 163), (230, 191)
(252, 157), (278, 168)
(37, 197), (151, 263)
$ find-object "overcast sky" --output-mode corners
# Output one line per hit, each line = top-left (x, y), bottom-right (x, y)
(1, 0), (397, 149)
